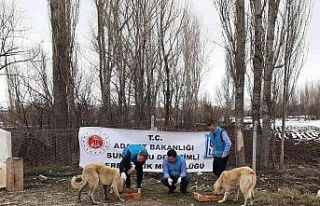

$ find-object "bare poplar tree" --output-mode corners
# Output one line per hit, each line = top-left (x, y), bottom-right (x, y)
(250, 0), (265, 170)
(260, 0), (281, 168)
(233, 0), (246, 166)
(279, 0), (310, 169)
(143, 1), (162, 122)
(94, 0), (112, 125)
(158, 0), (185, 129)
(214, 0), (246, 165)
(181, 12), (207, 128)
(215, 68), (234, 125)
(49, 0), (79, 164)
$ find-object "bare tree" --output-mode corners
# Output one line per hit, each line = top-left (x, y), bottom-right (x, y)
(0, 0), (31, 71)
(233, 0), (246, 166)
(49, 0), (80, 164)
(158, 0), (185, 129)
(214, 0), (246, 165)
(279, 0), (310, 169)
(68, 1), (80, 129)
(143, 2), (162, 123)
(249, 0), (264, 170)
(94, 0), (112, 125)
(260, 0), (281, 168)
(181, 13), (207, 129)
(1, 0), (34, 110)
(215, 54), (234, 125)
(85, 0), (208, 130)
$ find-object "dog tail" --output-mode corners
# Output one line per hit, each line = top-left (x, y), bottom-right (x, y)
(71, 175), (87, 189)
(247, 170), (257, 198)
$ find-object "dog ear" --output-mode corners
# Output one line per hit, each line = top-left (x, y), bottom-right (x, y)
(219, 172), (224, 184)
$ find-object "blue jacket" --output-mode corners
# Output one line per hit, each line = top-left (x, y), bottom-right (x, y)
(163, 155), (187, 178)
(120, 144), (148, 188)
(122, 144), (148, 162)
(209, 127), (232, 158)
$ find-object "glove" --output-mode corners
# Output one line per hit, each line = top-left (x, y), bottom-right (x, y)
(128, 167), (136, 175)
(168, 178), (173, 186)
(137, 188), (142, 193)
(121, 172), (127, 181)
(177, 177), (182, 184)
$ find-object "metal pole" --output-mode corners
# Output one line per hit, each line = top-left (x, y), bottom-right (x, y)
(151, 115), (155, 130)
(252, 120), (258, 171)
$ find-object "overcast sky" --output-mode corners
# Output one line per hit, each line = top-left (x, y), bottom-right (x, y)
(0, 0), (319, 108)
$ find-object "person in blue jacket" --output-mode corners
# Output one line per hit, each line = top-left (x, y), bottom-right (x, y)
(161, 149), (189, 194)
(207, 120), (232, 177)
(120, 144), (148, 193)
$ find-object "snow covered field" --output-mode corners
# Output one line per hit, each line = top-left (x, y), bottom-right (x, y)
(237, 116), (320, 142)
(273, 118), (320, 142)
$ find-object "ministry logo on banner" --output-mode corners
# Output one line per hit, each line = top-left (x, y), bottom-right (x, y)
(80, 130), (110, 156)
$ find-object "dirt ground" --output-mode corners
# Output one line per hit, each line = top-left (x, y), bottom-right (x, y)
(1, 135), (320, 206)
(1, 163), (320, 206)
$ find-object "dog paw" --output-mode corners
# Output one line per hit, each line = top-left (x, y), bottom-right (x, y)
(119, 198), (125, 202)
(218, 200), (225, 203)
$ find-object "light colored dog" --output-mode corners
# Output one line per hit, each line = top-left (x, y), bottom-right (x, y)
(213, 166), (256, 206)
(71, 163), (124, 204)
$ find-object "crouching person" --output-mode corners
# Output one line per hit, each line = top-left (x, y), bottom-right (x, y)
(120, 144), (148, 193)
(161, 149), (189, 194)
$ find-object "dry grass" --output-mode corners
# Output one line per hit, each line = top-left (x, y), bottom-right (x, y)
(255, 189), (320, 206)
(1, 165), (320, 206)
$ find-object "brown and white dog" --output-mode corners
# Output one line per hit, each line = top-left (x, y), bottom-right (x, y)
(213, 166), (256, 206)
(71, 163), (124, 204)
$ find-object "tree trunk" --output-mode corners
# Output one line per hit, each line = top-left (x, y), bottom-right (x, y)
(164, 62), (170, 129)
(234, 0), (246, 166)
(280, 57), (290, 170)
(251, 0), (264, 170)
(159, 4), (171, 130)
(49, 0), (72, 165)
(113, 0), (128, 125)
(96, 0), (112, 125)
(261, 0), (280, 169)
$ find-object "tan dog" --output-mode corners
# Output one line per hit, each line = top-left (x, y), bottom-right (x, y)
(71, 163), (124, 204)
(213, 166), (256, 206)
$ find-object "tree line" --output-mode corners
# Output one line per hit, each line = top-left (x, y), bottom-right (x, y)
(214, 0), (312, 169)
(0, 0), (316, 169)
(0, 0), (212, 163)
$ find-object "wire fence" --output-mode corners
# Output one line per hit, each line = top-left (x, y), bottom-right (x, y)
(4, 119), (210, 169)
(10, 128), (79, 167)
(4, 121), (320, 171)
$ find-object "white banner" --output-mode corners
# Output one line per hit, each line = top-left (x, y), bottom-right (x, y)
(0, 129), (12, 163)
(79, 127), (215, 173)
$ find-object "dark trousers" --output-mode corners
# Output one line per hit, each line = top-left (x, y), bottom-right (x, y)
(161, 176), (189, 192)
(212, 156), (229, 177)
(124, 164), (143, 188)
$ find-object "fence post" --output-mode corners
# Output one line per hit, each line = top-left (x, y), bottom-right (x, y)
(151, 115), (155, 130)
(6, 157), (24, 191)
(252, 120), (258, 171)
